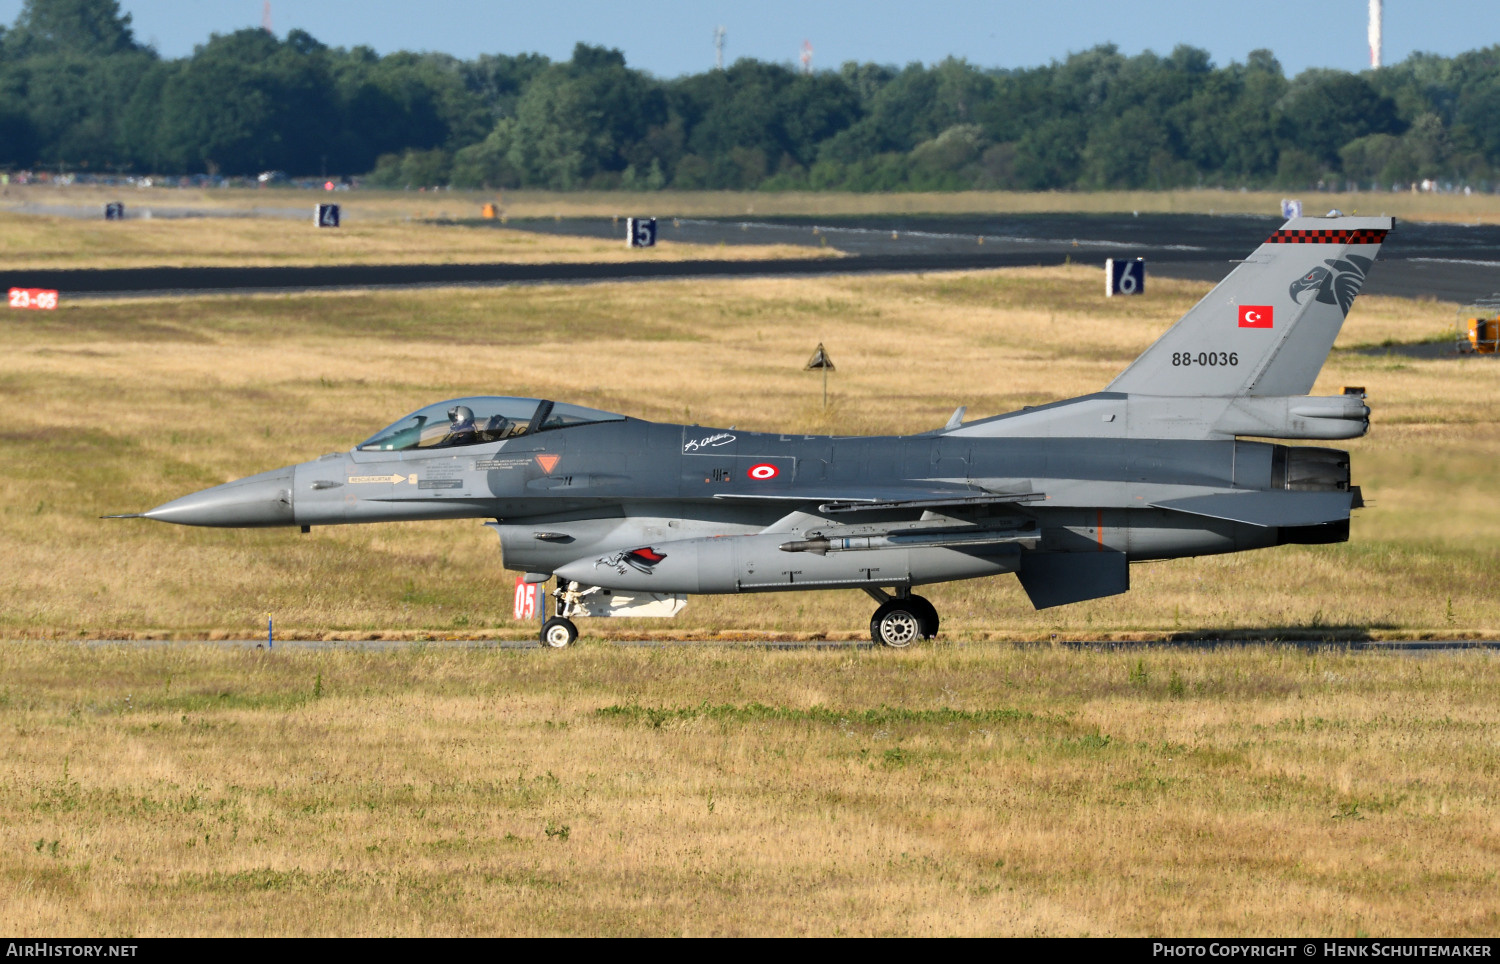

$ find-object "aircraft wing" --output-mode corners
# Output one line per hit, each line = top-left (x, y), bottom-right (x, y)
(713, 487), (1043, 513)
(817, 492), (1044, 514)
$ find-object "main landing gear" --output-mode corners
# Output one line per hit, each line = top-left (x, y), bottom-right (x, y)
(865, 588), (939, 648)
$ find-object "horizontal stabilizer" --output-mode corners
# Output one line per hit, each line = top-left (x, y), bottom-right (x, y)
(1151, 490), (1353, 527)
(1016, 551), (1129, 610)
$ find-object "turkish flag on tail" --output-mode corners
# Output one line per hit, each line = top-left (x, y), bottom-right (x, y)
(1238, 305), (1273, 328)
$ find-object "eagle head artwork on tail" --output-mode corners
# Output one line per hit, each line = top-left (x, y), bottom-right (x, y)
(1289, 254), (1373, 314)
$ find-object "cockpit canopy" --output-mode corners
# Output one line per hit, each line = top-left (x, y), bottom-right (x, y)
(356, 396), (625, 452)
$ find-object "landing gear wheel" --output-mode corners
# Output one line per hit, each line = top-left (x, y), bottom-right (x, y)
(540, 616), (578, 648)
(871, 600), (925, 648)
(907, 594), (940, 639)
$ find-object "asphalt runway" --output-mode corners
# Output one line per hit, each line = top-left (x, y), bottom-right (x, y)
(0, 199), (313, 221)
(5, 212), (1498, 303)
(501, 212), (1500, 303)
(0, 251), (1080, 299)
(78, 638), (867, 651)
(73, 637), (1500, 653)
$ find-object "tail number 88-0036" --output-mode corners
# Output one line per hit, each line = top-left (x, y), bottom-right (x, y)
(1172, 351), (1238, 367)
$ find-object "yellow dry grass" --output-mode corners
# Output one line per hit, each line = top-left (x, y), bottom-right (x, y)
(0, 265), (1495, 640)
(1, 641), (1497, 936)
(6, 181), (1497, 223)
(0, 210), (829, 269)
(3, 259), (1498, 937)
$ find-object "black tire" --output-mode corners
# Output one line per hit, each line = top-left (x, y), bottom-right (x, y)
(907, 594), (940, 639)
(540, 616), (578, 648)
(870, 600), (924, 648)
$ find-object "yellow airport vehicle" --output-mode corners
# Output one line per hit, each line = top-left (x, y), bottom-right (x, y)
(1458, 301), (1500, 354)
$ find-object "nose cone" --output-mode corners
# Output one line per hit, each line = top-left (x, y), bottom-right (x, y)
(143, 466), (295, 527)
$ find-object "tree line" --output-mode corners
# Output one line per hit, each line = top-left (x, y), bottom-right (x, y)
(4, 0), (1500, 192)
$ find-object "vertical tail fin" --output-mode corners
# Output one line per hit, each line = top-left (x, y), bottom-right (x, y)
(1107, 216), (1393, 397)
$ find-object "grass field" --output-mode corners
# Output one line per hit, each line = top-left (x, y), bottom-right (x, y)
(2, 640), (1497, 936)
(0, 262), (1496, 640)
(0, 210), (830, 270)
(3, 215), (1499, 937)
(5, 182), (1498, 224)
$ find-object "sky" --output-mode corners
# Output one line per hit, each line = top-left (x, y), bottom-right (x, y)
(1, 0), (1497, 77)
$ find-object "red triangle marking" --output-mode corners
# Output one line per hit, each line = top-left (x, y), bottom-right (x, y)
(535, 454), (560, 474)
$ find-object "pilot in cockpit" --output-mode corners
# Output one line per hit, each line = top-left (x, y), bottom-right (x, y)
(449, 404), (522, 444)
(359, 397), (622, 452)
(417, 405), (508, 448)
(446, 405), (478, 444)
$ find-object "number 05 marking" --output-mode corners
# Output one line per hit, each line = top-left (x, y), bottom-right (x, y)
(513, 579), (537, 621)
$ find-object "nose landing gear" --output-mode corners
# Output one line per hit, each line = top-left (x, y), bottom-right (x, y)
(540, 615), (578, 648)
(540, 579), (583, 648)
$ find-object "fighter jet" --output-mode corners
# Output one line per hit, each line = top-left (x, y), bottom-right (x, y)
(114, 215), (1392, 647)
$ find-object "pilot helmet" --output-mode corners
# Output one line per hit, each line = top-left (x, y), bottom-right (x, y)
(448, 404), (475, 426)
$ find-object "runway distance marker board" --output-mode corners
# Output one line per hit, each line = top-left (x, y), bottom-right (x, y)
(9, 288), (58, 310)
(1106, 257), (1145, 297)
